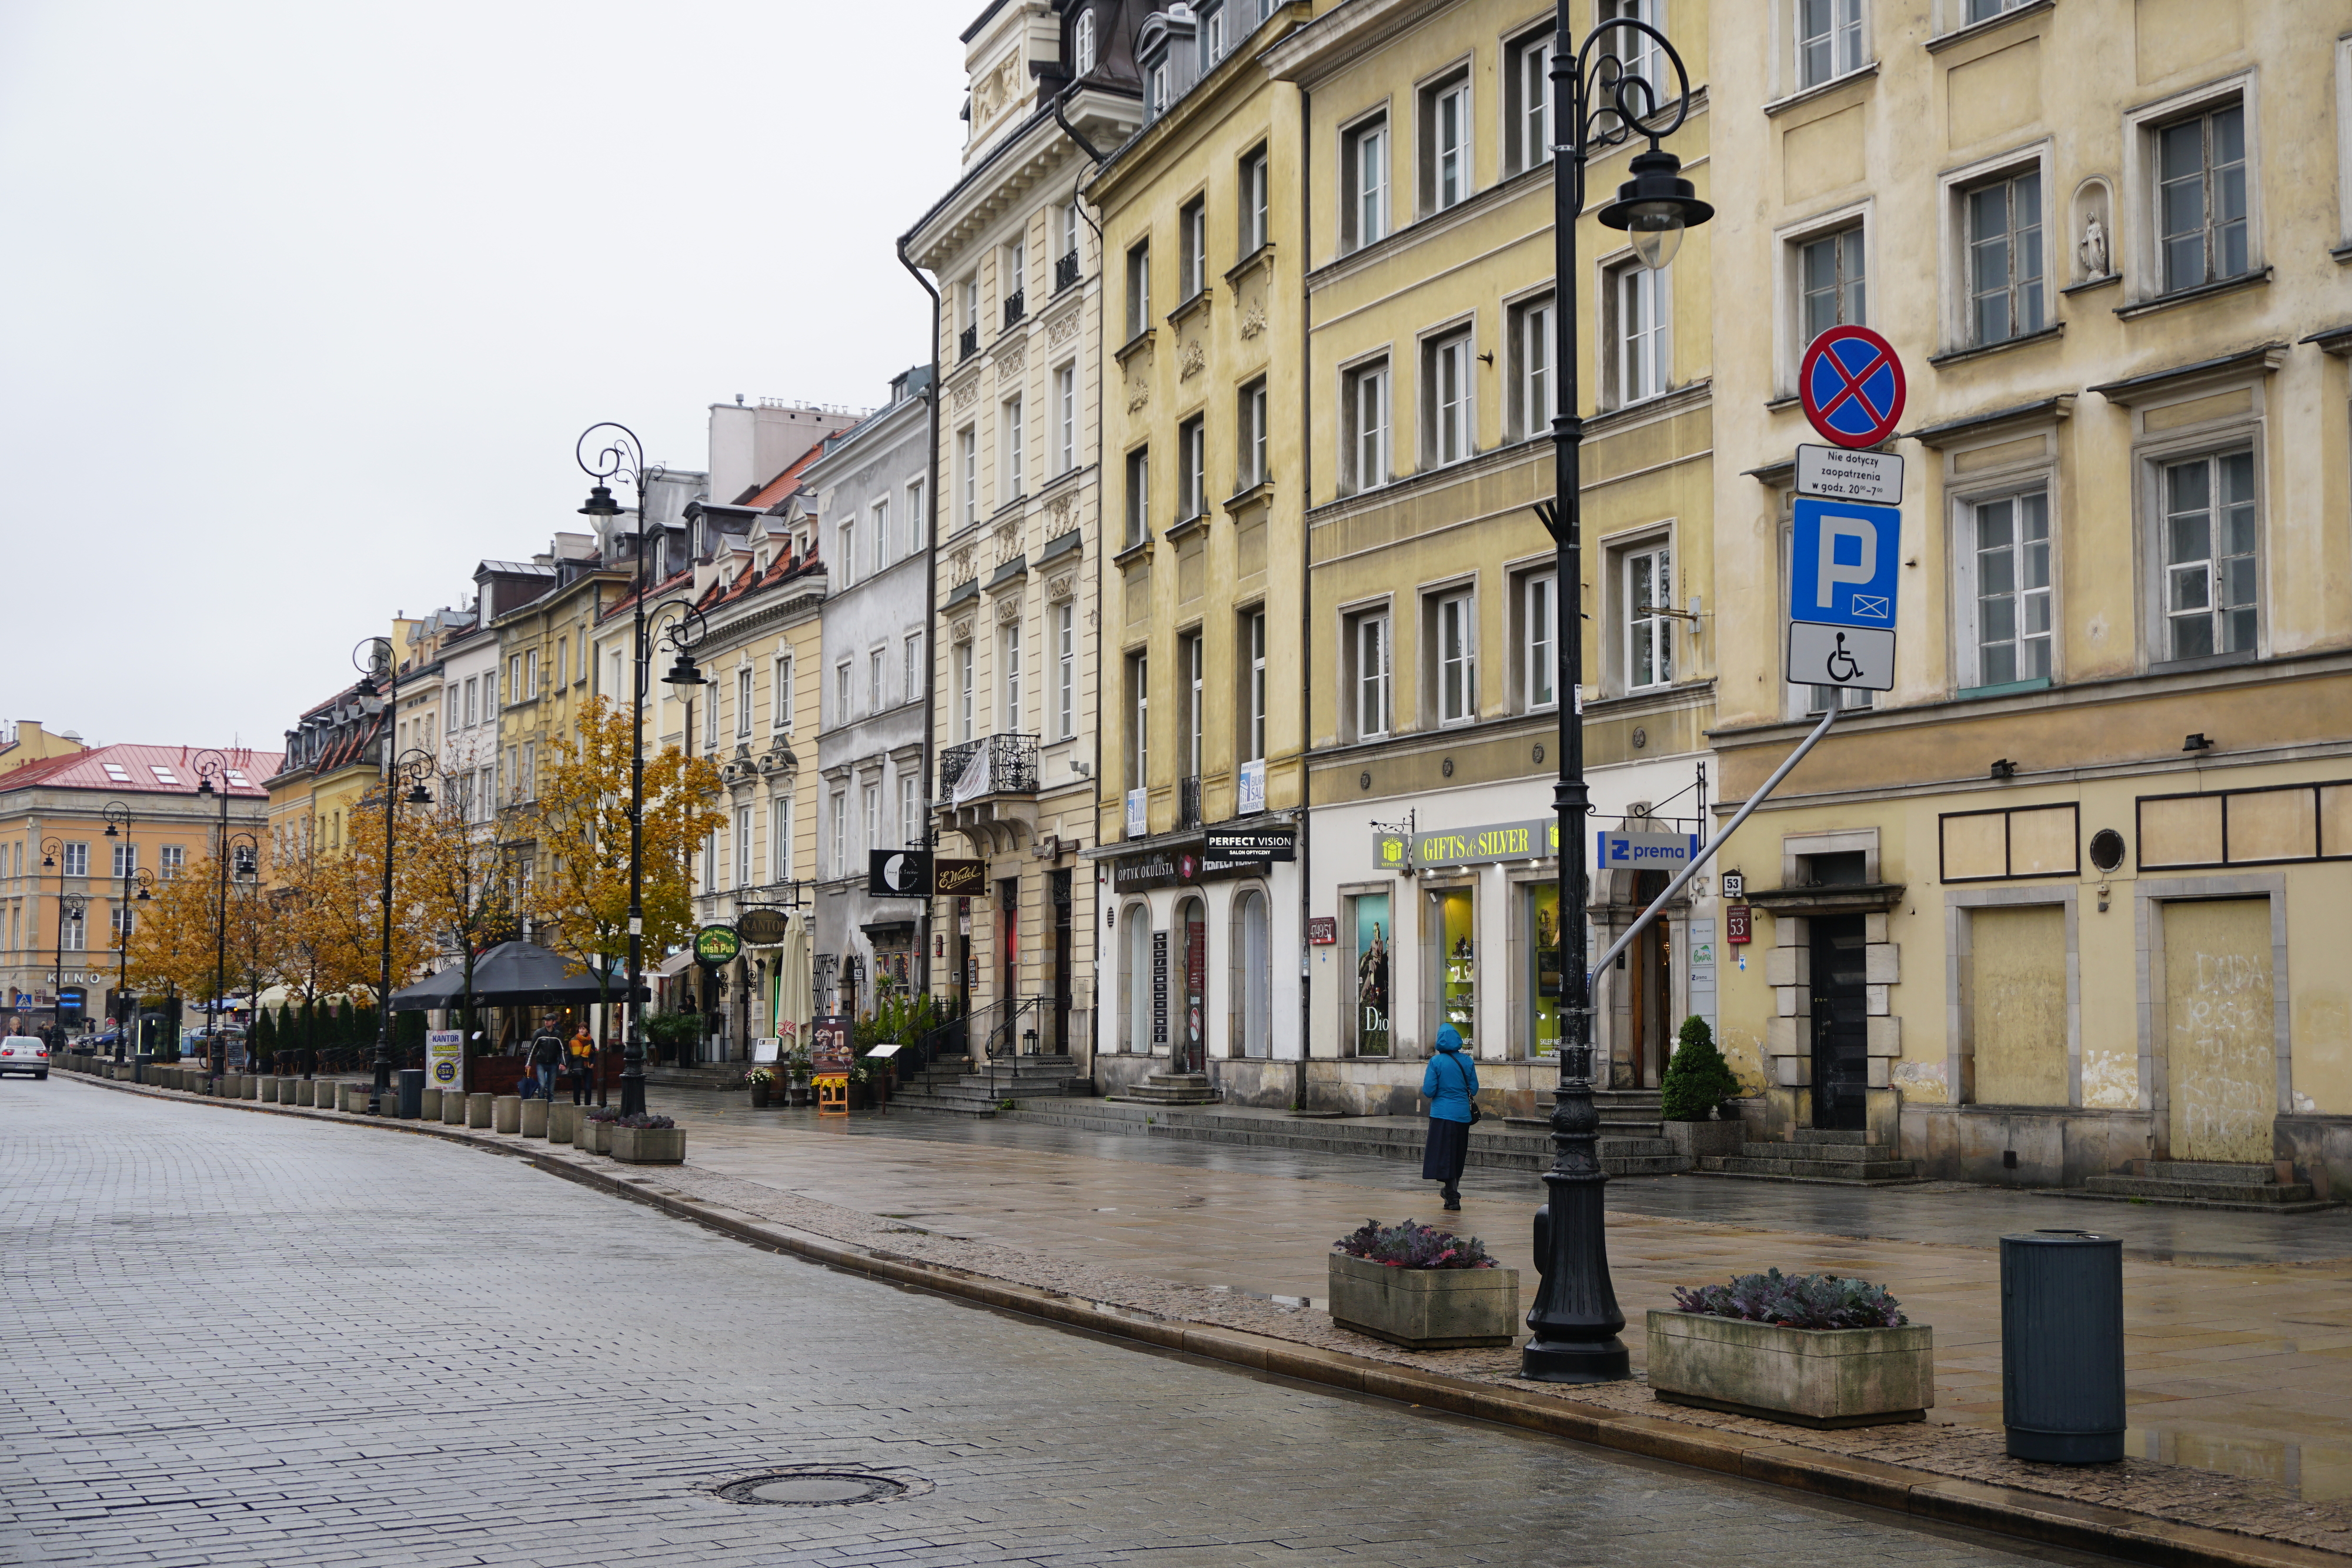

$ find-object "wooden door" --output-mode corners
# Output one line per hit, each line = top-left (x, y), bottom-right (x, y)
(1969, 905), (2069, 1106)
(2163, 898), (2276, 1164)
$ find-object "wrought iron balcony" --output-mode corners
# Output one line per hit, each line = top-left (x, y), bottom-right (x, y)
(939, 733), (1040, 804)
(1053, 250), (1081, 293)
(958, 325), (978, 362)
(1178, 775), (1203, 830)
(1003, 289), (1027, 328)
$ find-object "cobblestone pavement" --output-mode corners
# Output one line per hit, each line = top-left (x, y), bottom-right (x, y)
(2, 1081), (2109, 1568)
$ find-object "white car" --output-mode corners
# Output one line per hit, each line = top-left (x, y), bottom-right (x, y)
(0, 1036), (49, 1079)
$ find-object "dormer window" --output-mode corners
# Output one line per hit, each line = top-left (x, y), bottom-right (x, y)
(1073, 8), (1096, 75)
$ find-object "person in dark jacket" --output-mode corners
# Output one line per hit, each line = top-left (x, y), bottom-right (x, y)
(527, 1019), (564, 1099)
(1420, 1024), (1479, 1210)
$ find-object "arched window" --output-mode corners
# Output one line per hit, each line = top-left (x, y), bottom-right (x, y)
(1232, 888), (1271, 1059)
(1073, 9), (1097, 75)
(1124, 905), (1152, 1052)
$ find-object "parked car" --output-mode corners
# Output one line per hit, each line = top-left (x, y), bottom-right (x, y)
(1, 1035), (50, 1079)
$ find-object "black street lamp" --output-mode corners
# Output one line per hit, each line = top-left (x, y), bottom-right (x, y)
(354, 627), (435, 1114)
(578, 424), (708, 1118)
(191, 751), (258, 1086)
(103, 801), (154, 1060)
(1525, 12), (1713, 1385)
(39, 834), (88, 1047)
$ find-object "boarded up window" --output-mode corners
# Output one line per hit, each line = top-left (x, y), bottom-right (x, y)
(2162, 898), (2275, 1164)
(2139, 794), (2223, 868)
(1969, 905), (2069, 1106)
(1940, 803), (2079, 881)
(2140, 781), (2351, 870)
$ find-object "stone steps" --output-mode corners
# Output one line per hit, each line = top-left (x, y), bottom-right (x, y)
(894, 1057), (1083, 1119)
(1688, 1125), (1921, 1185)
(2056, 1159), (2337, 1213)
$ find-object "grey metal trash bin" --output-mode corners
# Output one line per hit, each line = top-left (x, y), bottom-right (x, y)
(2001, 1229), (2124, 1463)
(397, 1069), (425, 1120)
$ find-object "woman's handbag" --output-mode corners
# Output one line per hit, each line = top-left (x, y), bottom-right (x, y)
(1447, 1052), (1481, 1124)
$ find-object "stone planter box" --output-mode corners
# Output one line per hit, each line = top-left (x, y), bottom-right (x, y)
(580, 1119), (614, 1154)
(1662, 1118), (1746, 1159)
(547, 1103), (581, 1144)
(1647, 1310), (1935, 1428)
(519, 1098), (548, 1137)
(492, 1095), (521, 1134)
(1327, 1254), (1521, 1349)
(609, 1125), (684, 1165)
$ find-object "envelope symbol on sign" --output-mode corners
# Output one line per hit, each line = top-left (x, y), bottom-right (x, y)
(1850, 594), (1891, 620)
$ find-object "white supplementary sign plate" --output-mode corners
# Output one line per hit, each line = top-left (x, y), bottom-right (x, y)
(1797, 444), (1904, 506)
(1788, 621), (1895, 692)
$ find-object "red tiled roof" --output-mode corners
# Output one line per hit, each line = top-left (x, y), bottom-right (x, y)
(0, 743), (281, 800)
(741, 444), (827, 511)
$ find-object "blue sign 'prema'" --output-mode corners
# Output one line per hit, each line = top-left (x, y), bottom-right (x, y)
(1790, 497), (1902, 631)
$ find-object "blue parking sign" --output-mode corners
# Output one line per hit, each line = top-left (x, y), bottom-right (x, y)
(1790, 497), (1900, 631)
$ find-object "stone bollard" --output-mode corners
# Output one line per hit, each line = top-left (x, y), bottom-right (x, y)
(261, 1078), (280, 1104)
(466, 1091), (494, 1128)
(339, 1084), (365, 1114)
(419, 1087), (442, 1121)
(243, 1075), (259, 1101)
(443, 1090), (467, 1125)
(492, 1095), (522, 1134)
(280, 1076), (300, 1104)
(547, 1102), (580, 1144)
(519, 1098), (549, 1137)
(296, 1080), (316, 1106)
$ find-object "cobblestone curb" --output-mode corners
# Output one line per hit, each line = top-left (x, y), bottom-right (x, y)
(56, 1066), (2350, 1568)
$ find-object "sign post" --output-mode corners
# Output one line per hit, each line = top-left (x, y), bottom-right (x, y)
(1792, 323), (1907, 699)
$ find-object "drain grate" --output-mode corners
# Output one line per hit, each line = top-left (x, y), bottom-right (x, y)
(712, 1467), (926, 1507)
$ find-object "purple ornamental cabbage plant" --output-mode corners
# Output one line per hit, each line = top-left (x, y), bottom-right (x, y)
(617, 1113), (674, 1130)
(1671, 1268), (1907, 1329)
(1333, 1218), (1497, 1270)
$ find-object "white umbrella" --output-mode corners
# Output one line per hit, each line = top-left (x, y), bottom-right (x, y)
(777, 921), (813, 1056)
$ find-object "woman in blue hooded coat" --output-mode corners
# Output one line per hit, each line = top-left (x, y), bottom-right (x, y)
(1420, 1024), (1478, 1210)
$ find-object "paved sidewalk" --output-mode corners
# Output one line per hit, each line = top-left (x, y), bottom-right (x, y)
(642, 1088), (2352, 1507)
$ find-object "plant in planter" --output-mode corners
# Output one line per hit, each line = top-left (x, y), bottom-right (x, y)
(580, 1104), (620, 1155)
(610, 1112), (685, 1165)
(1649, 1269), (1933, 1429)
(1327, 1219), (1519, 1349)
(784, 1048), (813, 1105)
(1659, 1015), (1742, 1121)
(749, 1066), (776, 1108)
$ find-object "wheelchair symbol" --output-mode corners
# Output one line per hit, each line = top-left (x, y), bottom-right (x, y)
(1825, 633), (1863, 683)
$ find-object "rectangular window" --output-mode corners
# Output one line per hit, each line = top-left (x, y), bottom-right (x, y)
(1239, 147), (1269, 255)
(161, 845), (183, 879)
(1199, 0), (1225, 68)
(898, 775), (917, 848)
(1056, 601), (1077, 739)
(1003, 238), (1026, 325)
(62, 911), (83, 950)
(1180, 632), (1204, 780)
(1796, 0), (1864, 89)
(1179, 196), (1207, 300)
(1001, 620), (1023, 731)
(1343, 116), (1389, 250)
(836, 661), (852, 724)
(904, 636), (922, 709)
(1178, 416), (1207, 520)
(772, 655), (792, 730)
(1599, 0), (1662, 102)
(1349, 610), (1392, 739)
(555, 637), (567, 688)
(1421, 70), (1471, 213)
(1799, 226), (1866, 346)
(736, 667), (753, 735)
(111, 843), (135, 878)
(463, 677), (477, 728)
(1057, 202), (1081, 276)
(906, 477), (927, 550)
(869, 648), (884, 711)
(1625, 544), (1673, 690)
(957, 642), (975, 741)
(507, 656), (521, 706)
(1433, 590), (1476, 724)
(830, 792), (846, 880)
(771, 797), (792, 882)
(1505, 29), (1551, 177)
(1967, 169), (2045, 344)
(1003, 396), (1025, 501)
(1344, 360), (1390, 492)
(526, 649), (538, 698)
(2163, 451), (2259, 661)
(1126, 650), (1150, 787)
(2158, 103), (2250, 293)
(1054, 362), (1078, 473)
(1238, 379), (1268, 489)
(863, 785), (879, 854)
(1424, 330), (1474, 465)
(1124, 446), (1151, 546)
(521, 740), (536, 801)
(1609, 261), (1669, 405)
(870, 497), (890, 572)
(111, 907), (135, 942)
(1965, 490), (2052, 686)
(1511, 294), (1554, 440)
(1523, 571), (1557, 710)
(839, 521), (857, 587)
(957, 426), (979, 528)
(1242, 608), (1267, 763)
(736, 804), (754, 888)
(1125, 240), (1152, 338)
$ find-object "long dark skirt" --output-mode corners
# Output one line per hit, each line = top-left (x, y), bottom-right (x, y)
(1421, 1116), (1469, 1185)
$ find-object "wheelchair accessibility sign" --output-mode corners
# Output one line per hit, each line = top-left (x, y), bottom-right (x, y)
(1789, 496), (1900, 693)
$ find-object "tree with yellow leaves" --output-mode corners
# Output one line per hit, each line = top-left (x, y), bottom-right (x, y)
(522, 694), (725, 1022)
(327, 786), (442, 1007)
(401, 787), (518, 1038)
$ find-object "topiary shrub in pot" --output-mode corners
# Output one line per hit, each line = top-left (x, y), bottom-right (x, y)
(1659, 1015), (1746, 1160)
(1648, 1269), (1933, 1428)
(1327, 1219), (1519, 1349)
(609, 1112), (684, 1165)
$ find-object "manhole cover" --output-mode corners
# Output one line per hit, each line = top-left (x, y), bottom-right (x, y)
(712, 1468), (925, 1507)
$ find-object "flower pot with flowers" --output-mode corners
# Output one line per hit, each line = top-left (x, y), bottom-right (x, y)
(609, 1112), (684, 1165)
(580, 1105), (620, 1155)
(749, 1067), (775, 1109)
(1648, 1269), (1933, 1428)
(1327, 1219), (1521, 1349)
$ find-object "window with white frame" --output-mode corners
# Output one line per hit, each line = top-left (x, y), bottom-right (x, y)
(2160, 450), (2259, 662)
(770, 797), (791, 882)
(1960, 488), (2052, 687)
(1430, 589), (1476, 725)
(1504, 28), (1551, 177)
(1125, 240), (1151, 337)
(1179, 196), (1207, 300)
(1198, 0), (1225, 67)
(161, 844), (183, 879)
(863, 784), (879, 854)
(521, 741), (536, 801)
(1424, 329), (1474, 466)
(1125, 446), (1151, 546)
(1054, 362), (1078, 473)
(1238, 379), (1268, 488)
(830, 791), (846, 879)
(870, 496), (890, 572)
(1003, 396), (1025, 500)
(1055, 601), (1076, 739)
(1147, 53), (1170, 118)
(1177, 631), (1204, 783)
(1420, 68), (1471, 213)
(1520, 570), (1557, 710)
(956, 642), (975, 741)
(1126, 650), (1149, 787)
(1342, 115), (1389, 250)
(1178, 416), (1207, 520)
(957, 426), (979, 528)
(1798, 225), (1866, 347)
(1795, 0), (1864, 90)
(903, 636), (922, 710)
(898, 773), (917, 847)
(959, 276), (979, 336)
(1343, 359), (1390, 492)
(869, 648), (884, 711)
(1965, 168), (2046, 345)
(1623, 543), (1673, 691)
(838, 520), (856, 586)
(1606, 260), (1669, 406)
(111, 842), (135, 878)
(1056, 202), (1081, 276)
(2155, 101), (2250, 294)
(1241, 607), (1266, 763)
(836, 661), (852, 724)
(906, 477), (927, 550)
(736, 666), (753, 735)
(1000, 619), (1023, 731)
(736, 804), (754, 888)
(1073, 6), (1096, 75)
(1599, 0), (1663, 102)
(772, 654), (792, 729)
(1003, 238), (1026, 322)
(1510, 293), (1554, 440)
(1239, 146), (1268, 255)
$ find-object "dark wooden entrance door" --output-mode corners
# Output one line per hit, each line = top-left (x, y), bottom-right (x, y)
(1810, 914), (1869, 1131)
(1180, 899), (1206, 1074)
(1630, 870), (1672, 1088)
(1050, 870), (1073, 1056)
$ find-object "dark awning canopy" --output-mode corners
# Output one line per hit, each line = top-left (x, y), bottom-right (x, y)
(387, 942), (647, 1012)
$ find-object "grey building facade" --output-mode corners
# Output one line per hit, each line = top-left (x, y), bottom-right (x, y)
(811, 367), (936, 1017)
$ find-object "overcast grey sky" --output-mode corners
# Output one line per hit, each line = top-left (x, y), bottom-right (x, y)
(0, 1), (975, 753)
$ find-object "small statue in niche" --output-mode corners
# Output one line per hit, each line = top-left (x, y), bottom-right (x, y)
(2079, 212), (2109, 279)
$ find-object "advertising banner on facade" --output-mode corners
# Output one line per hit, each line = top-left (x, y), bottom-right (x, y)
(427, 1029), (464, 1092)
(1373, 817), (1561, 870)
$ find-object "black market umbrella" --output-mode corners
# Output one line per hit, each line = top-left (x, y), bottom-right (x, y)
(463, 940), (646, 1006)
(387, 967), (468, 1013)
